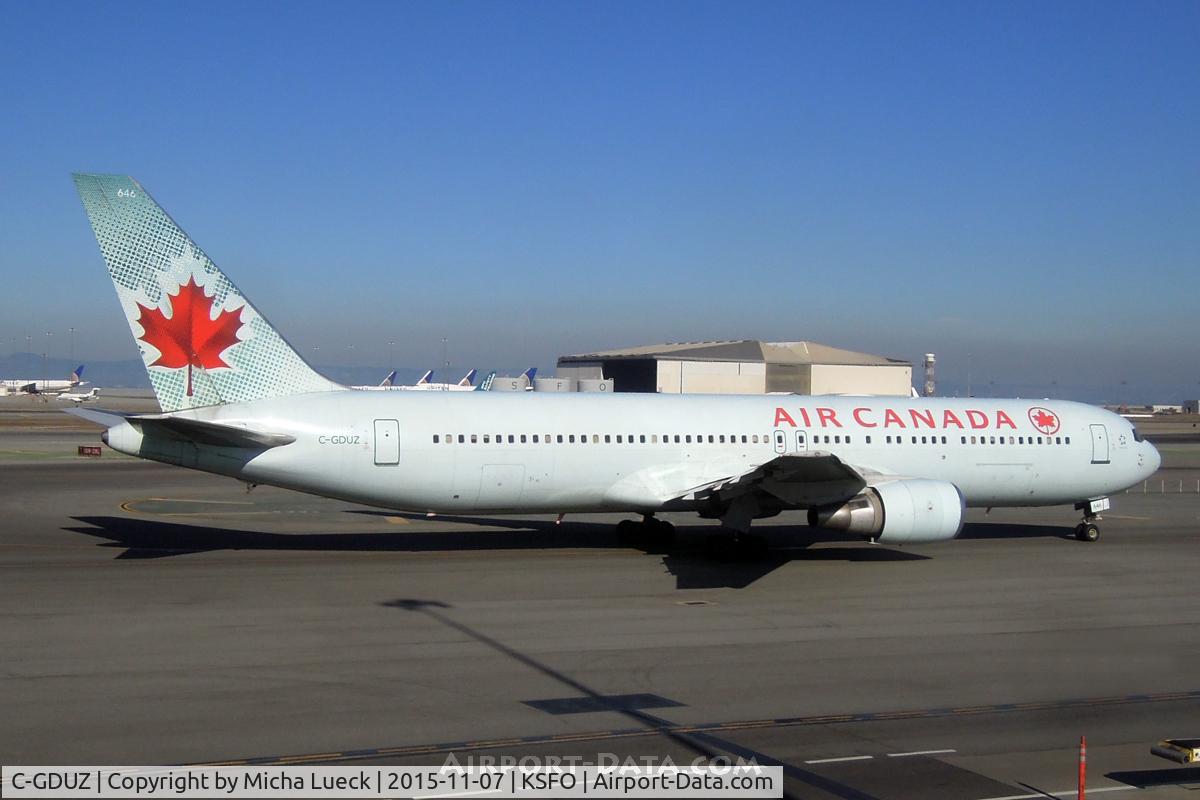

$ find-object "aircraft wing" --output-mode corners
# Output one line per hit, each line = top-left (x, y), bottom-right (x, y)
(676, 452), (868, 509)
(66, 408), (295, 449)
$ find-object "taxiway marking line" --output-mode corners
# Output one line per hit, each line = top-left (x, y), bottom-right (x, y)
(804, 755), (873, 764)
(886, 749), (957, 757)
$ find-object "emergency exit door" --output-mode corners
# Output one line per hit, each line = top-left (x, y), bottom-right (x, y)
(1089, 424), (1110, 464)
(374, 419), (400, 465)
(773, 430), (786, 454)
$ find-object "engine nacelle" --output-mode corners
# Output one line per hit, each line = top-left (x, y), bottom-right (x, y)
(808, 479), (965, 544)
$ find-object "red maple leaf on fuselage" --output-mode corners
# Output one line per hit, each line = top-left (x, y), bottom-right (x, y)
(136, 277), (244, 396)
(1033, 411), (1057, 431)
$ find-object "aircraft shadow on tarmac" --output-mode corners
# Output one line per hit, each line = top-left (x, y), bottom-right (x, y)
(1106, 766), (1200, 789)
(956, 522), (1077, 540)
(59, 514), (965, 589)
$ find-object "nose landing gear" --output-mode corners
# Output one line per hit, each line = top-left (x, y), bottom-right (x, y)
(1073, 497), (1110, 542)
(1074, 521), (1101, 542)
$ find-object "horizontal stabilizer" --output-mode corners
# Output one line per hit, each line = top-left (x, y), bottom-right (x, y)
(66, 407), (294, 449)
(131, 415), (296, 449)
(65, 407), (132, 428)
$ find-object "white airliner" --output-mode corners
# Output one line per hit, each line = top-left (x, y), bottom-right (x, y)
(356, 369), (486, 392)
(69, 174), (1160, 548)
(56, 387), (101, 404)
(396, 369), (478, 391)
(2, 364), (86, 395)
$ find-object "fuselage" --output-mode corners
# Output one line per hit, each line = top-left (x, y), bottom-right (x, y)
(104, 392), (1161, 515)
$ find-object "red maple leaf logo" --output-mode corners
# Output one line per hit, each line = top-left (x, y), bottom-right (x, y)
(136, 277), (244, 396)
(1028, 407), (1060, 435)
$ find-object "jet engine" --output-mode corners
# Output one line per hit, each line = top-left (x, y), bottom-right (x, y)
(808, 479), (965, 544)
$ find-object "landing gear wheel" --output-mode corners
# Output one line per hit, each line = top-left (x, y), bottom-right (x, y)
(1075, 522), (1100, 542)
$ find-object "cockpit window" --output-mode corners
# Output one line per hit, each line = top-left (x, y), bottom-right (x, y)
(1131, 427), (1144, 443)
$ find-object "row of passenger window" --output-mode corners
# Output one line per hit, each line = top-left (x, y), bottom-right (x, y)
(434, 433), (770, 445)
(431, 433), (1072, 446)
(865, 434), (1071, 445)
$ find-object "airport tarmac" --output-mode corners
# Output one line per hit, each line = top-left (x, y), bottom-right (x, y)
(2, 411), (1199, 799)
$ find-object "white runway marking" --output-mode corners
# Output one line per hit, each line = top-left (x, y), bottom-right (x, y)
(803, 755), (874, 764)
(887, 748), (957, 757)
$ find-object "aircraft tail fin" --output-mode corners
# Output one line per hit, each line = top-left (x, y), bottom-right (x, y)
(72, 174), (340, 412)
(521, 367), (537, 388)
(71, 365), (85, 383)
(416, 369), (433, 385)
(380, 369), (397, 387)
(475, 371), (496, 391)
(458, 369), (477, 387)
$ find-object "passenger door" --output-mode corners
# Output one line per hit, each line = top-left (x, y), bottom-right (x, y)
(373, 419), (400, 465)
(1089, 424), (1110, 464)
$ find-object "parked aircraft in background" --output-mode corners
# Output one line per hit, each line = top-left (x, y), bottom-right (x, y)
(398, 369), (478, 392)
(57, 387), (101, 404)
(69, 174), (1160, 552)
(2, 365), (86, 395)
(356, 369), (482, 392)
(352, 369), (403, 391)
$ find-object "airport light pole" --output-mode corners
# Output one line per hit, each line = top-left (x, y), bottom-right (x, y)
(69, 327), (75, 361)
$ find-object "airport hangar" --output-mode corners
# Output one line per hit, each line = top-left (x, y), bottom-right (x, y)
(555, 339), (913, 396)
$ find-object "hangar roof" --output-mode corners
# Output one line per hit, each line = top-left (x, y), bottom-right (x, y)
(558, 340), (908, 367)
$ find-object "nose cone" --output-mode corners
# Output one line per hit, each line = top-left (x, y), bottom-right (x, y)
(1143, 442), (1162, 478)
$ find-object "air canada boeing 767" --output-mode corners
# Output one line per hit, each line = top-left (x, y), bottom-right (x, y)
(70, 174), (1159, 548)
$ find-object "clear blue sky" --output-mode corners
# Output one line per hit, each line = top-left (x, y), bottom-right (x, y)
(2, 1), (1197, 400)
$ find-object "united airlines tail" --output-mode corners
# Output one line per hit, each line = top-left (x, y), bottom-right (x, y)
(458, 369), (477, 387)
(71, 365), (85, 384)
(380, 369), (397, 387)
(416, 370), (433, 385)
(72, 174), (340, 412)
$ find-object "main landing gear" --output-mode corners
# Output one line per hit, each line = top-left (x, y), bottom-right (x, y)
(616, 515), (676, 549)
(1073, 497), (1110, 542)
